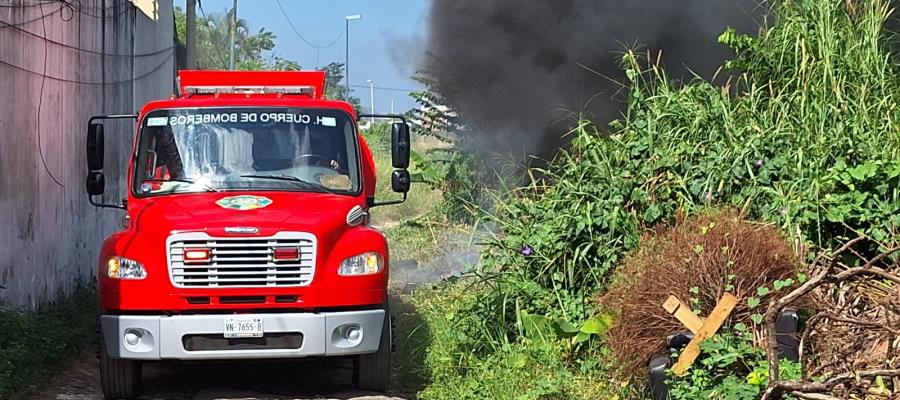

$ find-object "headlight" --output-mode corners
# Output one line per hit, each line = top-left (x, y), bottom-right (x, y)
(338, 252), (384, 276)
(107, 256), (147, 280)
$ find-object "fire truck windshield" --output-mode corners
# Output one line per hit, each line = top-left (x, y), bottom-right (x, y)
(133, 107), (360, 196)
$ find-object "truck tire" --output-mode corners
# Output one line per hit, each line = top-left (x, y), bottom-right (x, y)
(354, 307), (391, 392)
(100, 335), (142, 400)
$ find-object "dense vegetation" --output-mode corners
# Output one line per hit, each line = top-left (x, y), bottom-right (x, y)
(399, 0), (900, 398)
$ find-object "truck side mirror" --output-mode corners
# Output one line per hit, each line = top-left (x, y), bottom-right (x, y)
(86, 171), (106, 196)
(391, 170), (411, 193)
(391, 122), (410, 169)
(87, 123), (105, 171)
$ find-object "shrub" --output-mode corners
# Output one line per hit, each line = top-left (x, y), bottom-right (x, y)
(411, 282), (622, 400)
(599, 210), (800, 376)
(465, 0), (898, 344)
(480, 0), (899, 303)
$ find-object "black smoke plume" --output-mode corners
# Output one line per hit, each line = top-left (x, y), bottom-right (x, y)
(423, 0), (761, 159)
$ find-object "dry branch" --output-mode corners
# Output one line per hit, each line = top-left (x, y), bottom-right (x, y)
(761, 236), (900, 400)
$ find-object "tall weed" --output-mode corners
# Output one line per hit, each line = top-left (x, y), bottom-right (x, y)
(480, 0), (899, 319)
(414, 0), (900, 395)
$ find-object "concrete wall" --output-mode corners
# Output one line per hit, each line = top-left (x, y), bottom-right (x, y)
(0, 0), (175, 309)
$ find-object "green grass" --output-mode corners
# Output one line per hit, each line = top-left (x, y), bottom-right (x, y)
(390, 282), (624, 400)
(0, 287), (99, 399)
(361, 123), (445, 227)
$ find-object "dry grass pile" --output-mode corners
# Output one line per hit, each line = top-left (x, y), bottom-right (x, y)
(599, 210), (801, 376)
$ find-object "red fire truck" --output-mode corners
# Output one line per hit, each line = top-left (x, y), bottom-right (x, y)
(84, 70), (412, 399)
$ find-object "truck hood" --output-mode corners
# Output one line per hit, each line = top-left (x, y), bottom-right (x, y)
(129, 192), (364, 237)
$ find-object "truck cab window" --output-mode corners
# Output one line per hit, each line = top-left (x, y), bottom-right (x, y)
(133, 108), (360, 196)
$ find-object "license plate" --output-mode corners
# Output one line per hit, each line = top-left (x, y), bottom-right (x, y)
(224, 317), (264, 338)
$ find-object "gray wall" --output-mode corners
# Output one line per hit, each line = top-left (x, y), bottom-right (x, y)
(0, 0), (175, 309)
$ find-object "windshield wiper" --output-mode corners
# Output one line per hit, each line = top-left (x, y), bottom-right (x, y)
(240, 174), (335, 194)
(142, 178), (220, 192)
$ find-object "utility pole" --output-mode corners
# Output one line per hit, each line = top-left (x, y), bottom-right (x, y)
(228, 0), (238, 70)
(185, 0), (197, 69)
(344, 15), (361, 100)
(367, 79), (375, 123)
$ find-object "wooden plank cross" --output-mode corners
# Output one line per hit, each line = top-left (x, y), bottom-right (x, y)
(662, 293), (739, 375)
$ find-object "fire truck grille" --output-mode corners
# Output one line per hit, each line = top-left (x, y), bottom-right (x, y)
(167, 232), (316, 288)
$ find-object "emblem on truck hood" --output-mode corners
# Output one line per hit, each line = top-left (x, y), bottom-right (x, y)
(215, 195), (273, 211)
(225, 226), (260, 234)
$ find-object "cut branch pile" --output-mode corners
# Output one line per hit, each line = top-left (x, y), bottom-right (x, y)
(762, 236), (900, 400)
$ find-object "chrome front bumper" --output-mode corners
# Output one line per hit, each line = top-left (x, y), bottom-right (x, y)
(101, 310), (385, 360)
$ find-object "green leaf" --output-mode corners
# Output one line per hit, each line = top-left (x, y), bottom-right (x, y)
(573, 331), (592, 344)
(520, 311), (556, 343)
(580, 315), (612, 335)
(555, 318), (580, 334)
(848, 162), (877, 181)
(756, 287), (771, 297)
(747, 297), (761, 309)
(773, 278), (794, 291)
(751, 314), (763, 324)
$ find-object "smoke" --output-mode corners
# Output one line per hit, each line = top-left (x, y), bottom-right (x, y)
(423, 0), (761, 159)
(391, 232), (480, 293)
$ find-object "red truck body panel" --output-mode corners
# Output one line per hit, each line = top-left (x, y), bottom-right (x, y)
(178, 70), (327, 99)
(99, 71), (385, 313)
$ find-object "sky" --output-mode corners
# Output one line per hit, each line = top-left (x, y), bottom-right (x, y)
(176, 0), (430, 113)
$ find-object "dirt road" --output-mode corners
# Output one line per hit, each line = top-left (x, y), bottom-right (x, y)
(26, 349), (408, 400)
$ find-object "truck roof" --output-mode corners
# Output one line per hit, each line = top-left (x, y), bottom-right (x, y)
(178, 70), (327, 99)
(138, 70), (357, 119)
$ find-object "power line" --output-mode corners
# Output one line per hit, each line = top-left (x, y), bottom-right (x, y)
(0, 51), (174, 85)
(70, 4), (134, 20)
(273, 0), (344, 50)
(0, 3), (64, 26)
(0, 0), (124, 8)
(0, 0), (57, 8)
(0, 0), (133, 18)
(0, 18), (174, 57)
(350, 84), (418, 93)
(36, 1), (63, 188)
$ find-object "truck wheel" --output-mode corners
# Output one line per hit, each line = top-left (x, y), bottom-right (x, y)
(100, 335), (142, 400)
(354, 308), (391, 392)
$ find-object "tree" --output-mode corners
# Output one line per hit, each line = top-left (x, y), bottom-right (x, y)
(174, 6), (299, 71)
(409, 73), (461, 138)
(319, 62), (361, 108)
(174, 7), (360, 110)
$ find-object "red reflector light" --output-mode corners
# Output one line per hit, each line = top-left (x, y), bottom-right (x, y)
(273, 247), (300, 261)
(183, 248), (211, 263)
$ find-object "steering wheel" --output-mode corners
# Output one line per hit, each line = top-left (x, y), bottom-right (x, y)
(297, 154), (330, 167)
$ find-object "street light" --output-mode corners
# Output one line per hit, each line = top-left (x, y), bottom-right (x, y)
(228, 0), (238, 70)
(345, 14), (362, 100)
(366, 79), (375, 123)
